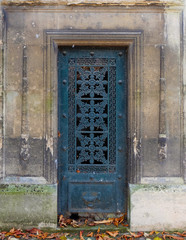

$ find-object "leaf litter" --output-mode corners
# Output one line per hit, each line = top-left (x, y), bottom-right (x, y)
(59, 214), (128, 228)
(0, 217), (186, 240)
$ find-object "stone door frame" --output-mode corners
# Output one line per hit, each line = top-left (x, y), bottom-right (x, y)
(44, 30), (144, 184)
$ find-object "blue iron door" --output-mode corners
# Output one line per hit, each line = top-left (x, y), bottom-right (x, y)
(58, 47), (127, 216)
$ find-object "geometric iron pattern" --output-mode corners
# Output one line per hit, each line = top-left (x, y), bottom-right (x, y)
(68, 58), (116, 173)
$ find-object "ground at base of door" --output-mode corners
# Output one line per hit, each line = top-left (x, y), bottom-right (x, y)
(1, 228), (186, 240)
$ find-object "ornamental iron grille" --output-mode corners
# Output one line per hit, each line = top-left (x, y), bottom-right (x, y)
(58, 47), (127, 215)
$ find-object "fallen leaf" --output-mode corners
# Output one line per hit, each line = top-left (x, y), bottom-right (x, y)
(108, 214), (125, 227)
(71, 220), (79, 228)
(47, 233), (58, 239)
(96, 236), (103, 240)
(59, 236), (67, 240)
(103, 236), (113, 240)
(88, 222), (96, 226)
(120, 234), (131, 239)
(80, 231), (85, 240)
(9, 228), (15, 234)
(106, 231), (119, 237)
(41, 232), (48, 239)
(163, 235), (184, 240)
(94, 220), (112, 225)
(59, 215), (67, 227)
(174, 232), (186, 237)
(87, 232), (94, 237)
(26, 228), (42, 234)
(121, 223), (129, 227)
(144, 232), (149, 237)
(153, 237), (162, 240)
(129, 231), (144, 238)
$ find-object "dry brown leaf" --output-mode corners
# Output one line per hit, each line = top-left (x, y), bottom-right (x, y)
(41, 232), (48, 239)
(120, 234), (131, 239)
(59, 215), (67, 227)
(149, 231), (155, 236)
(129, 231), (144, 238)
(66, 219), (73, 225)
(88, 222), (96, 226)
(26, 228), (42, 234)
(163, 235), (184, 240)
(121, 223), (129, 227)
(106, 231), (119, 237)
(9, 228), (15, 234)
(87, 232), (94, 237)
(47, 233), (58, 239)
(96, 236), (103, 240)
(70, 220), (79, 228)
(174, 232), (186, 237)
(80, 230), (85, 240)
(103, 236), (113, 240)
(94, 220), (113, 225)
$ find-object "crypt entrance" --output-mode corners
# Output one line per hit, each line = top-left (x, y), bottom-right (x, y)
(57, 47), (128, 216)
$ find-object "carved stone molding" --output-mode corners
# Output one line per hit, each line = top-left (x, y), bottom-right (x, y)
(44, 30), (143, 183)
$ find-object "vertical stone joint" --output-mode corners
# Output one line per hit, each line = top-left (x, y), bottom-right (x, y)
(20, 45), (30, 161)
(158, 45), (167, 161)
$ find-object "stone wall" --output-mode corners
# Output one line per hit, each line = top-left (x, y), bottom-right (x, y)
(1, 1), (184, 184)
(0, 0), (185, 230)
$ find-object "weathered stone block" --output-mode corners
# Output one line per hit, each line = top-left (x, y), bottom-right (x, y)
(0, 184), (57, 229)
(130, 184), (186, 231)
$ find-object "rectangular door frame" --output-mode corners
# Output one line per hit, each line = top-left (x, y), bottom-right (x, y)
(44, 30), (143, 185)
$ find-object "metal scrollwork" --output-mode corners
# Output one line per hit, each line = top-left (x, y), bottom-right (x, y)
(68, 58), (116, 173)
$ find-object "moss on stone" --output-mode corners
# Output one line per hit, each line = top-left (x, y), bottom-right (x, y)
(129, 183), (186, 195)
(0, 184), (56, 194)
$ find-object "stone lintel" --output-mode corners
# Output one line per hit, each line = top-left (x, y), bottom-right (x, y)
(0, 0), (183, 6)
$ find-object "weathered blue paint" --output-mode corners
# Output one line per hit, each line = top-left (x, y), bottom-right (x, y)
(58, 47), (127, 216)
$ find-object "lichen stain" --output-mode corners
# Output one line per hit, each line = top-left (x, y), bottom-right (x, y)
(133, 134), (141, 158)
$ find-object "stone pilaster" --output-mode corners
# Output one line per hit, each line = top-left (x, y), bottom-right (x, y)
(0, 3), (3, 179)
(183, 0), (186, 182)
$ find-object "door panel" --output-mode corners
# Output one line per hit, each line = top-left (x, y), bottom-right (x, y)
(58, 47), (127, 215)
